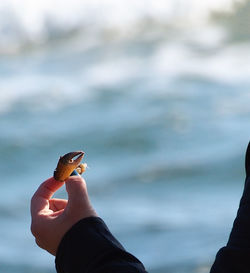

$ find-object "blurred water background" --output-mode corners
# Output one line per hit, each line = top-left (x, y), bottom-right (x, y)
(0, 0), (250, 272)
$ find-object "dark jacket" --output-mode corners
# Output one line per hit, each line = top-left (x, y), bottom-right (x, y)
(55, 217), (148, 273)
(210, 142), (250, 273)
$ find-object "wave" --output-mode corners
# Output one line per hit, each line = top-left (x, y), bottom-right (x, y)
(0, 0), (250, 115)
(1, 42), (250, 115)
(0, 0), (243, 54)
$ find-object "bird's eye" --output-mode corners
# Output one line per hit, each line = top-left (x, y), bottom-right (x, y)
(69, 159), (73, 163)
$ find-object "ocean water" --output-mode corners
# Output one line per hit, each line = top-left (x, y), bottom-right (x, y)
(0, 0), (250, 272)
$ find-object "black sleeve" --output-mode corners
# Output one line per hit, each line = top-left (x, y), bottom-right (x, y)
(210, 142), (250, 273)
(55, 217), (148, 273)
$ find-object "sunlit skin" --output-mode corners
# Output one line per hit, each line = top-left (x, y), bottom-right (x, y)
(30, 176), (97, 255)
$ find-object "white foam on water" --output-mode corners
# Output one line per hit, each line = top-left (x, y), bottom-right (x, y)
(0, 0), (242, 52)
(0, 57), (142, 113)
(0, 0), (249, 116)
(149, 39), (250, 84)
(0, 41), (250, 115)
(0, 76), (76, 113)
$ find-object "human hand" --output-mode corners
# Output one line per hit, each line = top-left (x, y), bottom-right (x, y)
(30, 176), (97, 255)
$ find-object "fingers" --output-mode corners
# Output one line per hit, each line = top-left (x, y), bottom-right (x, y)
(65, 176), (88, 206)
(65, 176), (97, 218)
(65, 176), (90, 211)
(33, 177), (64, 200)
(31, 177), (64, 216)
(49, 198), (68, 212)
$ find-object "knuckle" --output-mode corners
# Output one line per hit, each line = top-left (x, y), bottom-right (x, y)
(35, 238), (41, 247)
(35, 238), (45, 250)
(30, 194), (37, 206)
(30, 222), (39, 237)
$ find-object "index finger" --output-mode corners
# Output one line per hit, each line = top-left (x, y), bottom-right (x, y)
(31, 177), (64, 216)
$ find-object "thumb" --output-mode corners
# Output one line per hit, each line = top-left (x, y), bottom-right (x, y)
(65, 176), (97, 219)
